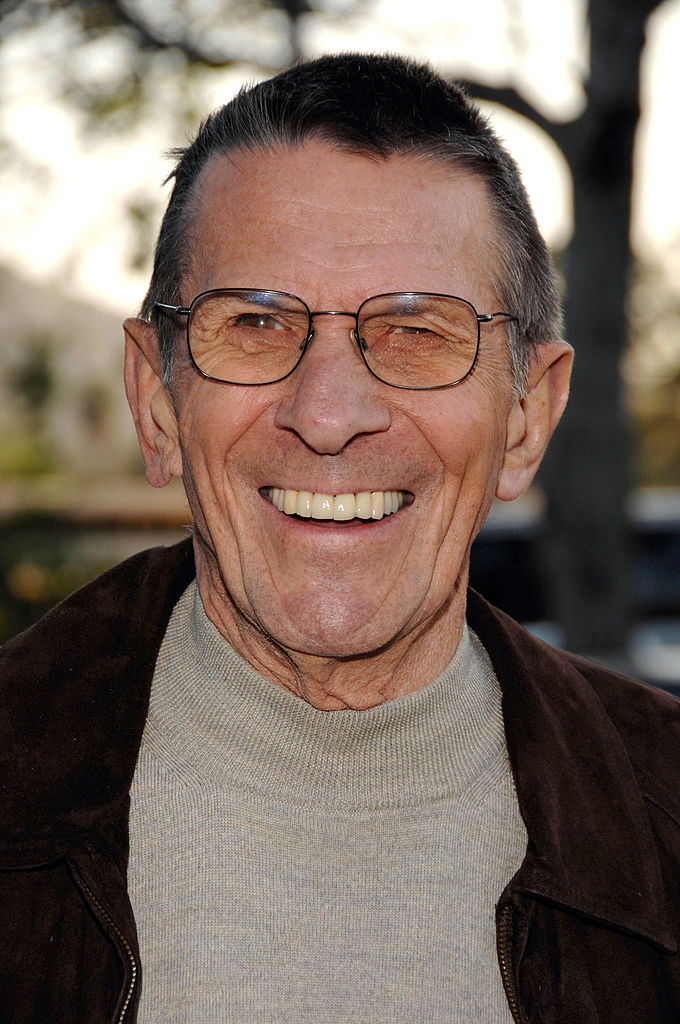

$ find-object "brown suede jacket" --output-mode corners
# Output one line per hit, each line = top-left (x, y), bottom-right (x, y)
(1, 539), (679, 1023)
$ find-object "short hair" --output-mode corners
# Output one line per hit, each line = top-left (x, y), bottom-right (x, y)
(142, 52), (562, 394)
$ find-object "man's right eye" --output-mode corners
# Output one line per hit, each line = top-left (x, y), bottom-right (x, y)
(232, 312), (286, 330)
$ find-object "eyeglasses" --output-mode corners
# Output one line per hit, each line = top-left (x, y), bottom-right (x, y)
(154, 288), (517, 390)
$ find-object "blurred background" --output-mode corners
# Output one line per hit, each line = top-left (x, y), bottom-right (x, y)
(1, 0), (679, 691)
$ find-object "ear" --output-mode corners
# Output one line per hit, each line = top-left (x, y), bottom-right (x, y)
(123, 317), (183, 487)
(496, 340), (573, 502)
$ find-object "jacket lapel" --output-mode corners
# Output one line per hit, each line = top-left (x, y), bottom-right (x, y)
(0, 540), (196, 864)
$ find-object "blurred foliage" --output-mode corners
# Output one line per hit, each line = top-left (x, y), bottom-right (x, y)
(8, 331), (55, 422)
(0, 433), (57, 476)
(2, 331), (59, 474)
(79, 378), (111, 432)
(0, 0), (363, 131)
(0, 511), (117, 641)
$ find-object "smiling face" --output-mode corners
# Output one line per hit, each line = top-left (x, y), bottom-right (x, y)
(125, 142), (571, 706)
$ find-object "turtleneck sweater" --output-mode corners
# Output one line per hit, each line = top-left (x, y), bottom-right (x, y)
(128, 580), (527, 1022)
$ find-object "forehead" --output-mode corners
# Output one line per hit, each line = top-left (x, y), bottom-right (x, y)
(185, 142), (501, 305)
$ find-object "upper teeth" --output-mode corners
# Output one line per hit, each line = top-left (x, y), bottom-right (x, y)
(268, 488), (405, 521)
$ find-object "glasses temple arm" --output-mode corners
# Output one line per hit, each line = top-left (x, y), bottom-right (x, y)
(153, 302), (191, 316)
(477, 312), (519, 324)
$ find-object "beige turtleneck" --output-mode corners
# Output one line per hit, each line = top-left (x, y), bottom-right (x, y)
(128, 580), (527, 1022)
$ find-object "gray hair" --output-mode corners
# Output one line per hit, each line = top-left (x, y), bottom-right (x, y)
(142, 53), (562, 395)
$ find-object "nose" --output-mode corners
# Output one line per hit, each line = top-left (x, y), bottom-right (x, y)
(273, 313), (391, 454)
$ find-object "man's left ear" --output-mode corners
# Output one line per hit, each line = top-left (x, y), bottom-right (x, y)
(496, 340), (573, 502)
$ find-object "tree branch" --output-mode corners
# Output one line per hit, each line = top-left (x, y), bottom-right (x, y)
(457, 78), (577, 160)
(78, 0), (279, 72)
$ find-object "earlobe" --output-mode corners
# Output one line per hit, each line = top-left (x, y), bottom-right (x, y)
(496, 340), (573, 502)
(123, 317), (183, 488)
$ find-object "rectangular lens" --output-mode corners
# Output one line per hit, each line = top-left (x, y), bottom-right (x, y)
(189, 290), (308, 384)
(359, 294), (478, 388)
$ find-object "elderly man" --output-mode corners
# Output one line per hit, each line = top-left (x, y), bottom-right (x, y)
(1, 53), (679, 1024)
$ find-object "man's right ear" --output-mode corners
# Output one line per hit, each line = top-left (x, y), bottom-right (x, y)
(123, 317), (183, 487)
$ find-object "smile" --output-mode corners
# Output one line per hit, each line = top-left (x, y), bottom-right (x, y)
(263, 487), (409, 521)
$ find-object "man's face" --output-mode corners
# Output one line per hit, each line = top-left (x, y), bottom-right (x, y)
(159, 144), (524, 662)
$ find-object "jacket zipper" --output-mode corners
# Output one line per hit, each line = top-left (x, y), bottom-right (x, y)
(498, 903), (523, 1024)
(73, 870), (138, 1024)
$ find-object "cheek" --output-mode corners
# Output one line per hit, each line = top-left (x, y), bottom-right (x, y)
(176, 384), (273, 475)
(409, 389), (509, 480)
(411, 400), (510, 550)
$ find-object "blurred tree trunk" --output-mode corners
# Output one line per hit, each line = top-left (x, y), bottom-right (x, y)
(540, 0), (647, 654)
(271, 0), (311, 61)
(467, 0), (663, 656)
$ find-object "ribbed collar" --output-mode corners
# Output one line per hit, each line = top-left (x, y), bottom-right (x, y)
(143, 581), (509, 811)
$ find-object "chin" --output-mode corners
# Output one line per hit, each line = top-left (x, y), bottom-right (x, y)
(264, 602), (405, 661)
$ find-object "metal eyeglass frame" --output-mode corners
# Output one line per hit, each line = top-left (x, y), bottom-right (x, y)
(154, 288), (519, 391)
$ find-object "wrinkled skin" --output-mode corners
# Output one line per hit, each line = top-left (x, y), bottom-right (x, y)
(125, 143), (572, 709)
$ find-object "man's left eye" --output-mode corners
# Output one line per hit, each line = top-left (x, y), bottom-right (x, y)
(391, 324), (435, 335)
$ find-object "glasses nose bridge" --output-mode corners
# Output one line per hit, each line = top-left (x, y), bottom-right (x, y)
(307, 308), (360, 348)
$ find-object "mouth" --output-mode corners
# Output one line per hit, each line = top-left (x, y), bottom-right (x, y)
(261, 487), (412, 522)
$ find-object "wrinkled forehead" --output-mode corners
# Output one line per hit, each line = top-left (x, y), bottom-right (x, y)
(181, 142), (505, 306)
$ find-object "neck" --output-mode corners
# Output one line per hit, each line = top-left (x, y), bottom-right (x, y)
(196, 559), (468, 711)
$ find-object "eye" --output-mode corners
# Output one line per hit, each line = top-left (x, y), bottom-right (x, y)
(390, 324), (436, 335)
(233, 312), (287, 330)
(378, 319), (444, 340)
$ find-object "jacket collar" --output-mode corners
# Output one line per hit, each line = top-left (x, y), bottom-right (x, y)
(1, 540), (676, 951)
(467, 589), (678, 953)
